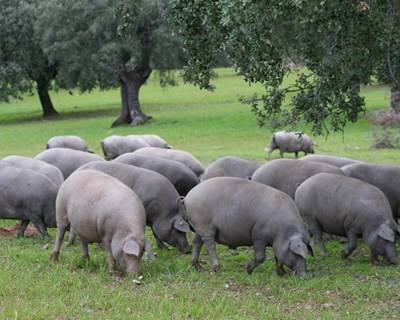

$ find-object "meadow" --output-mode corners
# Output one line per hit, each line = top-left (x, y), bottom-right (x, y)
(0, 69), (399, 319)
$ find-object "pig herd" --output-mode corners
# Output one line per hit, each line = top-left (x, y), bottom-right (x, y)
(0, 134), (399, 278)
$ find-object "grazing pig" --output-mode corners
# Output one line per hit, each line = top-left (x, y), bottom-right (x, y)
(79, 161), (191, 252)
(100, 135), (150, 160)
(51, 170), (153, 275)
(184, 177), (313, 276)
(266, 131), (314, 159)
(342, 163), (400, 221)
(0, 161), (58, 237)
(299, 154), (361, 168)
(201, 156), (262, 181)
(114, 154), (199, 196)
(46, 135), (93, 153)
(133, 147), (204, 176)
(35, 148), (104, 178)
(252, 159), (343, 199)
(2, 155), (64, 187)
(295, 173), (399, 264)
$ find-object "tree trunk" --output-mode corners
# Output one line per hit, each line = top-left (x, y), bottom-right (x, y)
(391, 85), (400, 112)
(37, 80), (58, 117)
(111, 81), (132, 127)
(111, 69), (152, 127)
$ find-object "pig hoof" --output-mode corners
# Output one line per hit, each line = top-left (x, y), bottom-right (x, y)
(276, 268), (286, 277)
(245, 263), (254, 274)
(341, 251), (349, 259)
(50, 252), (59, 262)
(192, 261), (203, 271)
(211, 264), (219, 273)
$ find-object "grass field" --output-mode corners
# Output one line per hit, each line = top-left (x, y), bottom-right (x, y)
(0, 69), (399, 319)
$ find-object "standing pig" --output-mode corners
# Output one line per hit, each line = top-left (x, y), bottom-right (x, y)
(184, 177), (313, 276)
(133, 147), (205, 177)
(266, 131), (314, 159)
(342, 163), (400, 221)
(0, 161), (58, 237)
(46, 135), (93, 153)
(113, 153), (199, 196)
(51, 170), (153, 275)
(79, 161), (191, 252)
(299, 154), (361, 168)
(252, 159), (343, 199)
(295, 173), (399, 264)
(35, 148), (105, 178)
(201, 156), (262, 181)
(2, 155), (64, 187)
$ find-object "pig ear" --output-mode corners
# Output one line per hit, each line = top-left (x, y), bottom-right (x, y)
(144, 240), (155, 260)
(289, 238), (308, 259)
(378, 224), (395, 242)
(123, 239), (140, 257)
(174, 217), (191, 233)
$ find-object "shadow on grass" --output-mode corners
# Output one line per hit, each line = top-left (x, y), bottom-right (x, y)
(0, 108), (118, 126)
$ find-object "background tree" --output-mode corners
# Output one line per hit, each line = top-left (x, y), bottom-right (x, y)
(37, 0), (185, 127)
(0, 0), (58, 117)
(169, 0), (400, 135)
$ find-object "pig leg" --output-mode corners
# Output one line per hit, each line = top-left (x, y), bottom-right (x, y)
(17, 220), (29, 238)
(341, 231), (357, 259)
(295, 151), (299, 159)
(29, 215), (49, 238)
(202, 234), (219, 272)
(370, 249), (380, 265)
(275, 256), (286, 276)
(66, 231), (77, 247)
(81, 239), (90, 261)
(50, 226), (67, 262)
(191, 234), (204, 270)
(309, 223), (328, 256)
(279, 150), (284, 158)
(102, 239), (116, 272)
(246, 241), (266, 274)
(152, 228), (167, 249)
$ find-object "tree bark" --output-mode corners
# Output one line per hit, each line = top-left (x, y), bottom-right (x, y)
(111, 69), (152, 127)
(391, 85), (400, 112)
(37, 80), (58, 117)
(111, 81), (132, 127)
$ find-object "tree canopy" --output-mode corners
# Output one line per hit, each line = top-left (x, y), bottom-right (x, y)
(170, 0), (400, 135)
(37, 0), (185, 126)
(0, 0), (58, 117)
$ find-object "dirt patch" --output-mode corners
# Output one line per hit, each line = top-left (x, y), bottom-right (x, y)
(0, 224), (39, 238)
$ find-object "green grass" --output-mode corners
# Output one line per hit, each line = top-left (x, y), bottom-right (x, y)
(0, 68), (399, 319)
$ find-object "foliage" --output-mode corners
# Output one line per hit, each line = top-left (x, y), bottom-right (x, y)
(37, 0), (184, 92)
(169, 0), (400, 135)
(370, 126), (400, 149)
(0, 0), (58, 115)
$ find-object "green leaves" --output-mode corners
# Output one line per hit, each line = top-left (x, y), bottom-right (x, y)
(170, 0), (400, 135)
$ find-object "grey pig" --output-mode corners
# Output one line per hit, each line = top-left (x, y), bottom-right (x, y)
(295, 173), (399, 264)
(113, 153), (199, 196)
(201, 156), (262, 181)
(46, 135), (93, 153)
(133, 147), (205, 177)
(2, 155), (64, 187)
(101, 135), (150, 160)
(35, 148), (104, 178)
(252, 159), (343, 199)
(299, 154), (361, 167)
(79, 161), (191, 252)
(0, 161), (58, 237)
(342, 163), (400, 221)
(184, 177), (313, 276)
(266, 131), (314, 159)
(51, 169), (153, 275)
